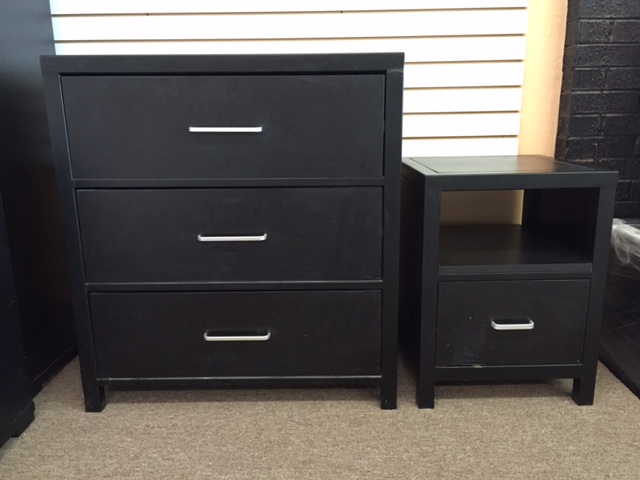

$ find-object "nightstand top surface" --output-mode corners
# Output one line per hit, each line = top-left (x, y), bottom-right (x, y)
(403, 155), (618, 189)
(405, 155), (596, 175)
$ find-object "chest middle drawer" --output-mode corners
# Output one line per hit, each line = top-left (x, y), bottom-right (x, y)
(61, 75), (385, 180)
(76, 188), (382, 283)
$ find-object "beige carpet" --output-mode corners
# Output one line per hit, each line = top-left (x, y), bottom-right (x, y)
(1, 357), (639, 480)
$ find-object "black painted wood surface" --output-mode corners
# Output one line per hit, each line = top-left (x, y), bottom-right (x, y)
(76, 188), (382, 283)
(62, 75), (385, 179)
(437, 279), (589, 366)
(0, 0), (76, 392)
(412, 155), (598, 175)
(400, 155), (617, 408)
(91, 291), (381, 378)
(439, 225), (591, 274)
(0, 194), (34, 448)
(41, 53), (404, 411)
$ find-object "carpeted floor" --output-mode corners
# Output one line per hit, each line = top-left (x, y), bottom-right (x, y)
(1, 356), (639, 479)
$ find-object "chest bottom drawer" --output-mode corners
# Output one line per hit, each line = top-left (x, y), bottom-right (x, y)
(90, 290), (381, 379)
(436, 279), (590, 367)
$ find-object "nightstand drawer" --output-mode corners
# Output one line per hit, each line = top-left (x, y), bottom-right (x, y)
(61, 75), (385, 180)
(77, 188), (382, 283)
(436, 280), (590, 367)
(91, 291), (382, 378)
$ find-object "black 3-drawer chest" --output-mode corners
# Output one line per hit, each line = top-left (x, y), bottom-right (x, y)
(41, 54), (404, 411)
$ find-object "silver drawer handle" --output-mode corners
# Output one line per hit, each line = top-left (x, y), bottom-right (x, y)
(491, 319), (535, 331)
(188, 126), (263, 133)
(197, 234), (267, 242)
(203, 332), (271, 342)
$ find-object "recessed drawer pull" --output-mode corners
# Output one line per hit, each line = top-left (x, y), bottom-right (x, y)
(197, 233), (268, 242)
(203, 332), (271, 342)
(188, 126), (263, 133)
(490, 319), (535, 331)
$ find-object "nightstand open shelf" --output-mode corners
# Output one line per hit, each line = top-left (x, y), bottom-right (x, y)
(439, 224), (592, 276)
(400, 155), (617, 408)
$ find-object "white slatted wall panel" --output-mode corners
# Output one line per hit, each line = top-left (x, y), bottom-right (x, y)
(49, 0), (529, 157)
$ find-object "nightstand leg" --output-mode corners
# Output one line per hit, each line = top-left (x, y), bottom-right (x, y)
(417, 377), (435, 408)
(381, 380), (398, 410)
(83, 385), (106, 412)
(572, 375), (596, 406)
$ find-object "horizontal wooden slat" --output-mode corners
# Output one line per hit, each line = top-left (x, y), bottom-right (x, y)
(402, 138), (519, 157)
(50, 0), (529, 15)
(49, 1), (529, 158)
(405, 63), (525, 88)
(403, 113), (521, 138)
(51, 10), (528, 41)
(38, 59), (525, 91)
(54, 36), (527, 63)
(404, 88), (522, 113)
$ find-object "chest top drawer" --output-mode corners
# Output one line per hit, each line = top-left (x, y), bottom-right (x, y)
(61, 75), (385, 180)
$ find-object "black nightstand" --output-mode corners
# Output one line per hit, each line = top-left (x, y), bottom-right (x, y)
(400, 155), (617, 408)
